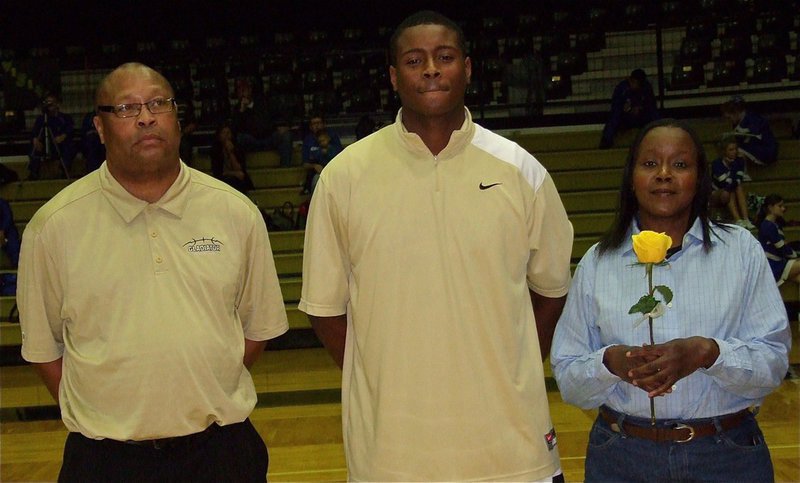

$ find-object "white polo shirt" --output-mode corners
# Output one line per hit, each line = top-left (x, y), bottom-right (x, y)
(19, 162), (288, 440)
(300, 109), (573, 481)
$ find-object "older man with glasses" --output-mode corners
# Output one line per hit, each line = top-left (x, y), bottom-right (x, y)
(18, 62), (288, 482)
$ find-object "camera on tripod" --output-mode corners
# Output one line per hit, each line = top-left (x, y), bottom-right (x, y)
(31, 93), (71, 179)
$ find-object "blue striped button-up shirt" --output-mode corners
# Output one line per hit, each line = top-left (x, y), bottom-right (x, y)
(551, 218), (790, 419)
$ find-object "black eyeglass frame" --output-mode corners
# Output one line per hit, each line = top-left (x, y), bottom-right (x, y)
(96, 98), (177, 118)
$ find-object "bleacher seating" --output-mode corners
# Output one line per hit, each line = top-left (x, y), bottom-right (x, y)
(708, 59), (747, 87)
(1, 117), (797, 352)
(669, 63), (705, 90)
(1, 1), (796, 137)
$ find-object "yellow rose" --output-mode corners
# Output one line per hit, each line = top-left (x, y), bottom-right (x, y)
(631, 231), (672, 264)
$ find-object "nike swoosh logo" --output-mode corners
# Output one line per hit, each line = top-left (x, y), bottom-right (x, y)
(479, 182), (502, 190)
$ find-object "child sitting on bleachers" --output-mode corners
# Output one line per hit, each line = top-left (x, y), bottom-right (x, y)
(710, 135), (754, 229)
(302, 130), (341, 195)
(756, 193), (800, 287)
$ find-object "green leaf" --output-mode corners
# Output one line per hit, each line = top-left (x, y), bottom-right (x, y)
(628, 295), (658, 315)
(654, 285), (673, 304)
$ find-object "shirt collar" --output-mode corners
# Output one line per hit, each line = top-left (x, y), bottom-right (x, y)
(100, 161), (192, 224)
(393, 107), (474, 160)
(624, 216), (708, 258)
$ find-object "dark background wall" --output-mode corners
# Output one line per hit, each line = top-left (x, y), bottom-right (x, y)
(3, 0), (535, 48)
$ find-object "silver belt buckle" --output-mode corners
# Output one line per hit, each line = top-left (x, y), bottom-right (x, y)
(674, 423), (695, 443)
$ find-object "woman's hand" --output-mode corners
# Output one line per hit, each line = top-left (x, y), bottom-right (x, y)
(627, 337), (720, 398)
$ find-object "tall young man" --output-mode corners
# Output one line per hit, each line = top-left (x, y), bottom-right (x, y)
(300, 11), (573, 481)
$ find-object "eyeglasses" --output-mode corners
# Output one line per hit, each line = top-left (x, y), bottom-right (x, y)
(97, 98), (176, 118)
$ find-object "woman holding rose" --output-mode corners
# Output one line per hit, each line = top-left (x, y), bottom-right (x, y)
(551, 119), (790, 482)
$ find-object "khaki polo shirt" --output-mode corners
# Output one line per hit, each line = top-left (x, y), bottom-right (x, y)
(19, 162), (288, 440)
(300, 110), (573, 481)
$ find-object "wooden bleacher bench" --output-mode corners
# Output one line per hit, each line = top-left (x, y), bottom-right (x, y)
(510, 118), (796, 154)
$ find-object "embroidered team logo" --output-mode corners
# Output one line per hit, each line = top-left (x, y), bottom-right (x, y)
(183, 237), (223, 253)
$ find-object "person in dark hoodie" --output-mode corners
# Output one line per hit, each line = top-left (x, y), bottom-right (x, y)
(599, 69), (659, 149)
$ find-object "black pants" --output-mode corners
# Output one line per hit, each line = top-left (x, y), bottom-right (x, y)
(58, 419), (268, 482)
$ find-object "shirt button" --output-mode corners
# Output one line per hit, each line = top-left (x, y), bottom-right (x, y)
(150, 232), (158, 238)
(155, 256), (163, 264)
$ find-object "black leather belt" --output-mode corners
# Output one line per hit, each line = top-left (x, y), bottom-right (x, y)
(123, 423), (219, 450)
(600, 406), (751, 443)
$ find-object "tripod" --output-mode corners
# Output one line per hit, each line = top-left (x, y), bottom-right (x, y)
(33, 111), (71, 180)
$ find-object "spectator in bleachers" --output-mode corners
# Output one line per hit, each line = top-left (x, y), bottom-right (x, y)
(80, 111), (105, 173)
(757, 193), (800, 286)
(301, 130), (340, 195)
(300, 10), (572, 481)
(301, 113), (342, 165)
(0, 197), (20, 296)
(18, 63), (288, 481)
(210, 123), (253, 193)
(231, 78), (293, 167)
(552, 118), (789, 482)
(599, 69), (659, 149)
(28, 93), (76, 179)
(721, 95), (778, 167)
(710, 135), (754, 229)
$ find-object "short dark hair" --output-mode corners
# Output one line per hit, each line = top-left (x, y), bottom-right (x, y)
(717, 134), (738, 153)
(389, 10), (467, 67)
(598, 118), (727, 255)
(721, 95), (746, 115)
(630, 69), (647, 83)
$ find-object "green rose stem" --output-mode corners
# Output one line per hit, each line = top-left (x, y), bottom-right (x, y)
(629, 231), (674, 427)
(646, 263), (656, 426)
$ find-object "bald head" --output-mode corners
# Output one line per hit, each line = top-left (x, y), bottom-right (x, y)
(92, 62), (182, 199)
(95, 62), (174, 107)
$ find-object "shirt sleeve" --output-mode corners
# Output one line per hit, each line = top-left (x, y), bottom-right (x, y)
(18, 222), (65, 363)
(235, 207), (289, 341)
(701, 230), (791, 398)
(550, 247), (624, 409)
(298, 174), (350, 316)
(526, 173), (573, 297)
